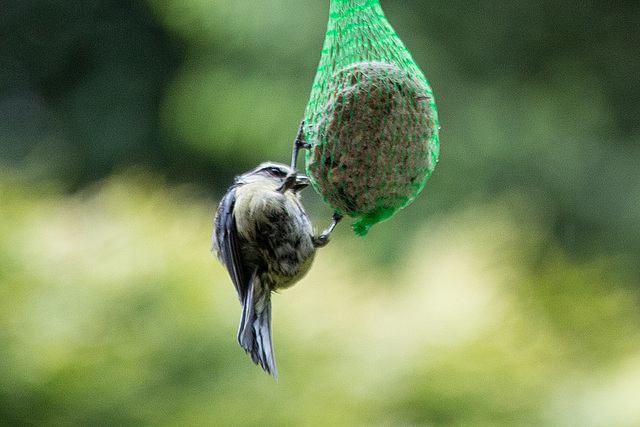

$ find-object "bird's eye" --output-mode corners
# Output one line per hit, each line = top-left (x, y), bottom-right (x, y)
(266, 167), (287, 178)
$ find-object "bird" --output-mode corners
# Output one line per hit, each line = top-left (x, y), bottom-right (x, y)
(212, 161), (338, 379)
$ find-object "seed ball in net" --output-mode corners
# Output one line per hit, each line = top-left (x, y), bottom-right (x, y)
(309, 61), (437, 220)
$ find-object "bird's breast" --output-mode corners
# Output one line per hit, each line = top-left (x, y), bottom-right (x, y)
(234, 182), (316, 290)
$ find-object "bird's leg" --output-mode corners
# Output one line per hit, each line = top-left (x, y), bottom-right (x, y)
(322, 212), (343, 238)
(280, 120), (312, 194)
(290, 119), (311, 171)
(313, 212), (343, 248)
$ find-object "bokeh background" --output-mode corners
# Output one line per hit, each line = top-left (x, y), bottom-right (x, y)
(2, 0), (640, 425)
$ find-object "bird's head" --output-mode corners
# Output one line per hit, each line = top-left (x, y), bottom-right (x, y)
(236, 162), (309, 192)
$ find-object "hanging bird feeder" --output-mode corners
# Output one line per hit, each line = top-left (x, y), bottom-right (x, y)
(303, 0), (440, 236)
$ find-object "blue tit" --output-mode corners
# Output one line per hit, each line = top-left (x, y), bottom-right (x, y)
(212, 162), (337, 379)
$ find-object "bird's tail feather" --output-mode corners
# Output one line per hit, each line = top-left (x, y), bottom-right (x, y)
(237, 280), (278, 379)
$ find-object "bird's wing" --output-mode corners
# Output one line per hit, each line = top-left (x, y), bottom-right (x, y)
(215, 187), (250, 302)
(214, 184), (278, 379)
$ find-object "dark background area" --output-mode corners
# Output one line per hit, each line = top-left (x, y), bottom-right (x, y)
(2, 0), (639, 260)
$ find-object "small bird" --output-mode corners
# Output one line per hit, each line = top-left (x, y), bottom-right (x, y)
(212, 162), (338, 379)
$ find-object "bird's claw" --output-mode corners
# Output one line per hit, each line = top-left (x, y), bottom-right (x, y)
(276, 173), (297, 193)
(277, 172), (309, 194)
(313, 212), (343, 248)
(313, 234), (329, 248)
(291, 119), (312, 171)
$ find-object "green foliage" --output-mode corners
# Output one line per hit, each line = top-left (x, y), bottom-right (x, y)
(145, 0), (329, 170)
(2, 0), (640, 425)
(1, 173), (639, 425)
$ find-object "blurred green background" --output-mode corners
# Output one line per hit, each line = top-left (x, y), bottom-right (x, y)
(1, 0), (640, 425)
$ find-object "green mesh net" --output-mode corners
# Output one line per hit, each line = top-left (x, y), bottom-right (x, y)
(303, 0), (439, 236)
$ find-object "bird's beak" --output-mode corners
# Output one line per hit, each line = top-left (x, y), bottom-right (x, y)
(292, 174), (310, 191)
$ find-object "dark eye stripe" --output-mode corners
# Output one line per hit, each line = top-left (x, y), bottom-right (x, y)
(265, 167), (287, 178)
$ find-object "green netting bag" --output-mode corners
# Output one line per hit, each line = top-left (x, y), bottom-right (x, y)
(303, 0), (439, 236)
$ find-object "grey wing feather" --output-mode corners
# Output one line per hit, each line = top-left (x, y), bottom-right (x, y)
(213, 186), (278, 379)
(214, 187), (249, 302)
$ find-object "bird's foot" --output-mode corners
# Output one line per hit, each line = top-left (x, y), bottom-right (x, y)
(313, 212), (343, 248)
